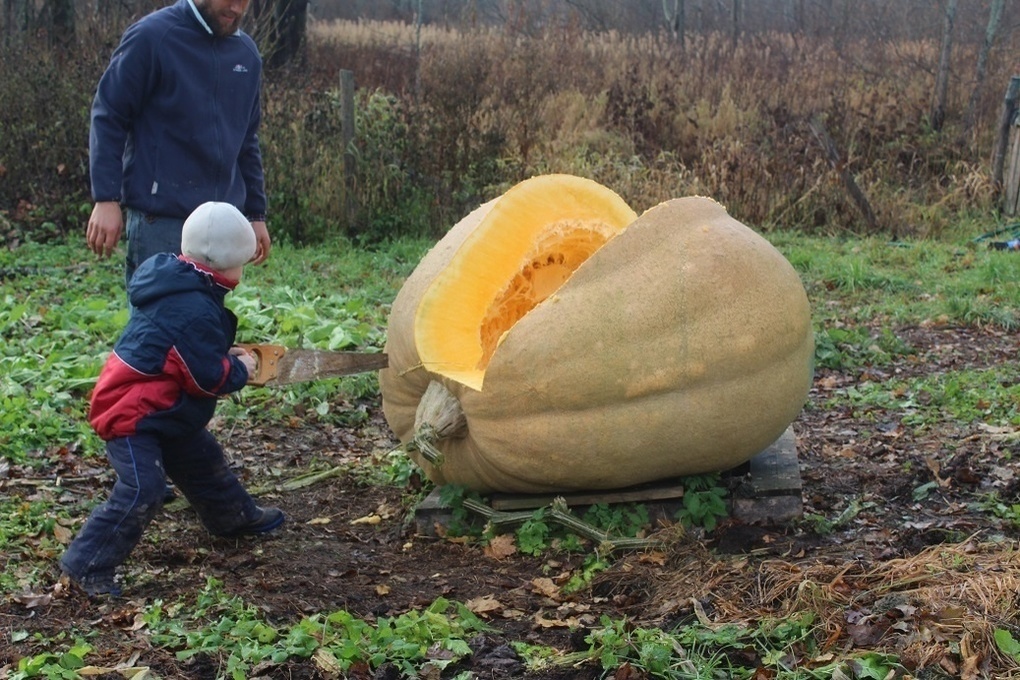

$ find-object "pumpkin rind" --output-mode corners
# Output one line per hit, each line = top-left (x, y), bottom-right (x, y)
(380, 182), (814, 494)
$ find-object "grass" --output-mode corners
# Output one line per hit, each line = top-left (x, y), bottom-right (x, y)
(774, 233), (1020, 331)
(828, 367), (1020, 428)
(5, 227), (1020, 677)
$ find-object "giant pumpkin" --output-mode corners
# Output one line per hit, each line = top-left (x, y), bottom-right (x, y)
(380, 174), (813, 494)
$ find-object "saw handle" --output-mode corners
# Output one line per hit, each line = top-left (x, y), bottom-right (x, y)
(236, 344), (285, 386)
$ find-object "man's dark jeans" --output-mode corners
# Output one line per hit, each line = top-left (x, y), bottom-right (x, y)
(124, 209), (185, 287)
(60, 429), (259, 592)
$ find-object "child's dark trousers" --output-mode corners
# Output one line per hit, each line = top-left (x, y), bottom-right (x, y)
(60, 429), (260, 593)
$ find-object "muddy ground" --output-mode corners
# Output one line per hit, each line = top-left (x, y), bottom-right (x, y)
(2, 324), (1020, 679)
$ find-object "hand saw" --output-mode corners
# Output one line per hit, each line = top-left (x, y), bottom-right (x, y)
(237, 344), (389, 387)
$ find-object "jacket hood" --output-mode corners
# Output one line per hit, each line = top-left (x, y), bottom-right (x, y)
(129, 253), (228, 308)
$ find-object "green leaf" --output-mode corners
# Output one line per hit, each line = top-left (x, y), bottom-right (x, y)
(995, 628), (1020, 660)
(851, 653), (899, 679)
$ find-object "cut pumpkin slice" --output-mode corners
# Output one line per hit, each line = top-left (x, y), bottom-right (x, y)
(413, 174), (637, 390)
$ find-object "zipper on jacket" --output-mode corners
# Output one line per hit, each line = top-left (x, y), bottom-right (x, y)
(211, 38), (224, 200)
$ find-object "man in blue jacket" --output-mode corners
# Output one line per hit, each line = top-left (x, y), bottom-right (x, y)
(61, 202), (284, 598)
(85, 0), (271, 285)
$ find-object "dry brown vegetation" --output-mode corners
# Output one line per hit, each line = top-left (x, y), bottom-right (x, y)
(2, 13), (1016, 244)
(290, 17), (1013, 240)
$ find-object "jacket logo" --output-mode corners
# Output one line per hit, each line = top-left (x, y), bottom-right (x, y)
(233, 64), (248, 73)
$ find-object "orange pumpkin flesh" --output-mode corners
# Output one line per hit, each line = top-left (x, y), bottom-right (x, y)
(414, 174), (638, 390)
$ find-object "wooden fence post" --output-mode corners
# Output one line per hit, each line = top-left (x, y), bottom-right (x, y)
(808, 115), (880, 234)
(992, 75), (1020, 211)
(1005, 116), (1020, 217)
(339, 69), (356, 230)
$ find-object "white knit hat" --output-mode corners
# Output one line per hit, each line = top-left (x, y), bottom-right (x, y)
(181, 202), (256, 271)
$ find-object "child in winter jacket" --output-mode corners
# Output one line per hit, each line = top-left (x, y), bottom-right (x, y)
(61, 202), (284, 597)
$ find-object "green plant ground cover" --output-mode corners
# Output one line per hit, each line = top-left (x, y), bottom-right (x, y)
(2, 233), (1020, 679)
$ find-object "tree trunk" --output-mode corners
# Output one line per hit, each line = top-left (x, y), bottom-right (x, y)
(252, 0), (308, 70)
(273, 0), (308, 68)
(3, 0), (30, 41)
(663, 0), (684, 47)
(730, 0), (740, 48)
(2, 0), (13, 42)
(960, 0), (1004, 141)
(930, 0), (957, 132)
(784, 0), (803, 34)
(44, 0), (74, 48)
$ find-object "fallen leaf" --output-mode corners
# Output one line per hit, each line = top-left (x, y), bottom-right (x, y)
(961, 633), (982, 680)
(613, 662), (642, 679)
(313, 648), (344, 676)
(465, 594), (504, 616)
(925, 456), (950, 487)
(530, 577), (561, 600)
(375, 584), (390, 596)
(533, 613), (579, 629)
(125, 613), (148, 632)
(937, 606), (966, 623)
(818, 375), (840, 389)
(13, 591), (52, 608)
(417, 662), (442, 680)
(53, 524), (73, 544)
(483, 534), (517, 560)
(638, 551), (666, 566)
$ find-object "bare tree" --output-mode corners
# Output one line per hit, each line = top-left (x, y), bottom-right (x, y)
(730, 0), (740, 48)
(663, 0), (684, 46)
(251, 0), (309, 69)
(2, 0), (72, 45)
(960, 0), (1004, 140)
(2, 0), (30, 42)
(786, 0), (803, 33)
(930, 0), (958, 132)
(42, 0), (75, 47)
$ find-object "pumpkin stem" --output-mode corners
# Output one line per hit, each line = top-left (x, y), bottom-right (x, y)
(409, 424), (445, 465)
(408, 381), (467, 466)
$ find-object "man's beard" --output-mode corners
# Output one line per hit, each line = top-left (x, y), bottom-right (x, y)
(197, 4), (242, 37)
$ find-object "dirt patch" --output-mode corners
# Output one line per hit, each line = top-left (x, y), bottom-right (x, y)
(2, 324), (1020, 678)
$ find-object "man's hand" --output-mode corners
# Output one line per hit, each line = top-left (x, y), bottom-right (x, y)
(229, 346), (258, 381)
(250, 220), (271, 265)
(86, 201), (124, 258)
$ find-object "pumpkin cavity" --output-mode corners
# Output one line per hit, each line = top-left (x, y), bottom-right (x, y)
(414, 175), (636, 391)
(478, 221), (616, 370)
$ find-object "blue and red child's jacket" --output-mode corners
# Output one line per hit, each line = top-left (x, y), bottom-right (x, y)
(89, 254), (250, 441)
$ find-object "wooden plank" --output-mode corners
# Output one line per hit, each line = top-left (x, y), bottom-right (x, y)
(414, 427), (803, 533)
(490, 481), (687, 511)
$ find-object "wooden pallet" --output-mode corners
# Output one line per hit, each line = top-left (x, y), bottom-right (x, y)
(414, 426), (802, 535)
